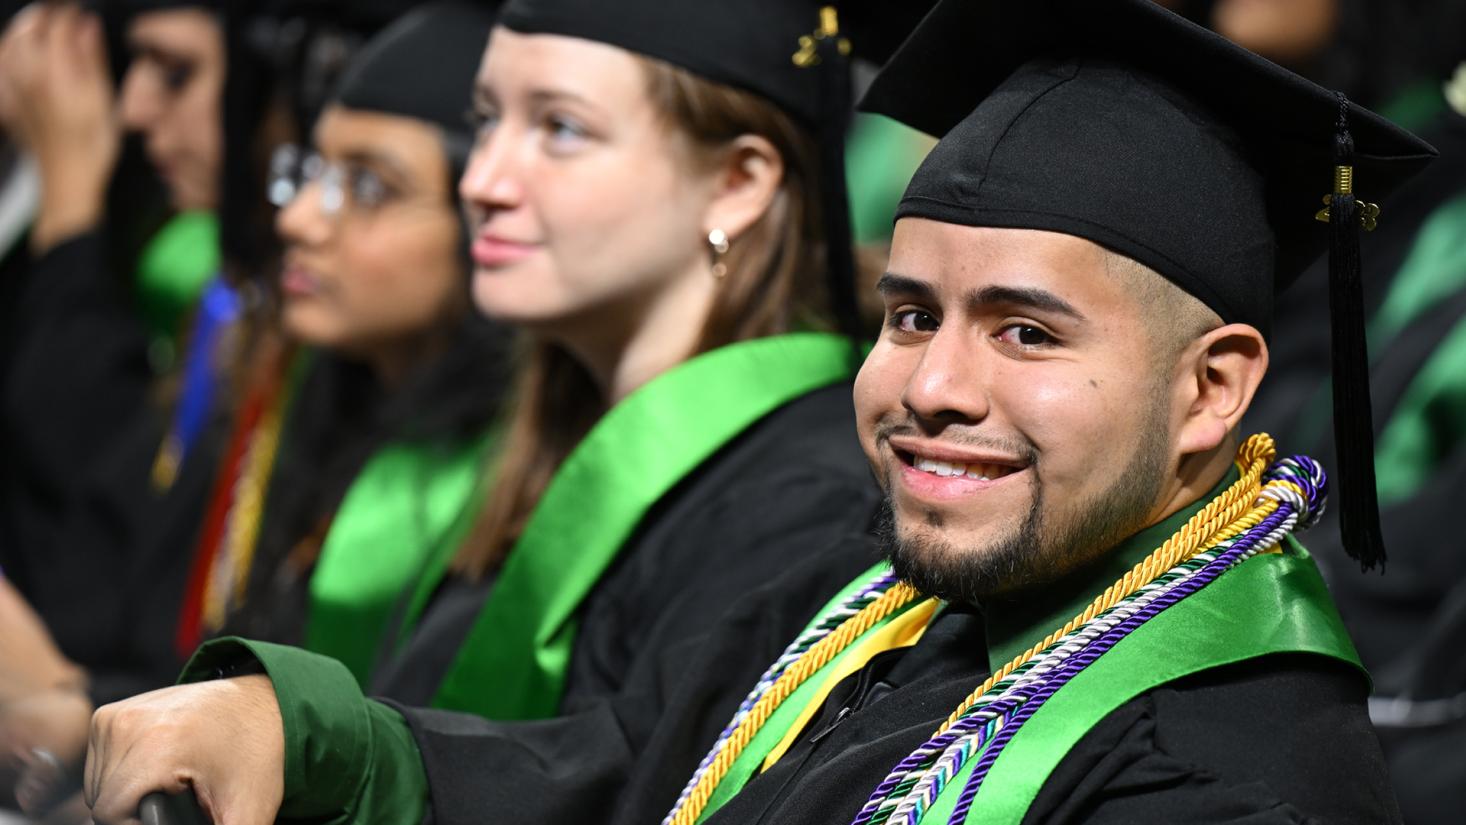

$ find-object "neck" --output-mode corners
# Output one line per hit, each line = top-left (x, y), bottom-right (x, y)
(1143, 436), (1240, 530)
(553, 265), (718, 404)
(361, 327), (452, 391)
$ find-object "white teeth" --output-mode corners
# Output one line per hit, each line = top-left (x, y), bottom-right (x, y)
(914, 456), (1016, 481)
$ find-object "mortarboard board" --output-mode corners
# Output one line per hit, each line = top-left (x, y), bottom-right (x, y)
(860, 0), (1438, 571)
(492, 0), (937, 345)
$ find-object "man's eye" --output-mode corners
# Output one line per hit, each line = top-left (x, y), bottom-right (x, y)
(891, 309), (939, 334)
(997, 324), (1054, 347)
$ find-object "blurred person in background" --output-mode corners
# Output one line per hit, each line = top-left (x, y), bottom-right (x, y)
(0, 2), (511, 820)
(0, 0), (227, 681)
(1168, 0), (1466, 819)
(181, 0), (512, 687)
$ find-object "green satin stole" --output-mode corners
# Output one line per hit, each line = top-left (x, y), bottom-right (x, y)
(422, 332), (857, 719)
(305, 432), (493, 686)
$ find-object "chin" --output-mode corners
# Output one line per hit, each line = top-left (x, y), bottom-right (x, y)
(471, 277), (571, 329)
(280, 308), (339, 349)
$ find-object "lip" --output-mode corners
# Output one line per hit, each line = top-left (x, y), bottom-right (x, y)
(471, 234), (539, 268)
(280, 263), (321, 298)
(886, 434), (1028, 469)
(886, 434), (1029, 503)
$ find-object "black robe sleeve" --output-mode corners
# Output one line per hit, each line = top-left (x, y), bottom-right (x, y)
(395, 533), (884, 825)
(0, 229), (153, 590)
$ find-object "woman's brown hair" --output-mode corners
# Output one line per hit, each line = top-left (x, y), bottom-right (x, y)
(451, 55), (832, 577)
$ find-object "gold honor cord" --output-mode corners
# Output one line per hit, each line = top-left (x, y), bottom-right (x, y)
(671, 581), (922, 825)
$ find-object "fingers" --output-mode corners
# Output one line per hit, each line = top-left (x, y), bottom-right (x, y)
(84, 680), (285, 825)
(86, 699), (180, 825)
(14, 744), (80, 816)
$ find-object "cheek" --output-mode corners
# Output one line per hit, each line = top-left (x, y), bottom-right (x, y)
(1001, 364), (1148, 482)
(539, 160), (700, 284)
(337, 231), (462, 329)
(853, 343), (913, 460)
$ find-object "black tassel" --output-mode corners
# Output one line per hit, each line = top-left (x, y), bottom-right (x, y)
(1323, 94), (1387, 572)
(807, 9), (865, 366)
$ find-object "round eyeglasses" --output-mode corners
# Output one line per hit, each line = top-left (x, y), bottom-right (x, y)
(266, 143), (394, 217)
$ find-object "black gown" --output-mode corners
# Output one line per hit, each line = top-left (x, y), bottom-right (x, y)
(0, 229), (210, 703)
(394, 528), (1399, 825)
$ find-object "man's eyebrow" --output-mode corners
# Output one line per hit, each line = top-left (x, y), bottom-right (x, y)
(875, 273), (936, 301)
(966, 285), (1087, 322)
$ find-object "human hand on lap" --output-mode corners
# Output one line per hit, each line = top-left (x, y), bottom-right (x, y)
(85, 676), (284, 825)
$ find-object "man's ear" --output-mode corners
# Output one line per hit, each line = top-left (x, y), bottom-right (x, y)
(700, 134), (784, 241)
(1174, 323), (1269, 456)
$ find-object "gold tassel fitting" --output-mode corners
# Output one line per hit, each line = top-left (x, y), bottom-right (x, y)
(1315, 164), (1381, 231)
(792, 6), (851, 68)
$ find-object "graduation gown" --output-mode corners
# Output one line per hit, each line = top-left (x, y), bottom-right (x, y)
(0, 228), (218, 703)
(179, 465), (1397, 825)
(0, 230), (154, 591)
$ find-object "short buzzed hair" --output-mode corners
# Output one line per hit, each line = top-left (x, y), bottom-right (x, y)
(1103, 250), (1223, 372)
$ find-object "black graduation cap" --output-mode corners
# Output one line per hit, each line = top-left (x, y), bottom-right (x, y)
(494, 0), (937, 345)
(332, 0), (498, 176)
(860, 0), (1438, 571)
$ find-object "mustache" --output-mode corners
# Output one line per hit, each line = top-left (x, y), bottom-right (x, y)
(872, 415), (1040, 465)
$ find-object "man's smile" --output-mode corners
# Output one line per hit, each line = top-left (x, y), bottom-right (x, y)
(887, 434), (1030, 503)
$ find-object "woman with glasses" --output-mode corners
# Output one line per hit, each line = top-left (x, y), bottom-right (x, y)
(172, 1), (511, 684)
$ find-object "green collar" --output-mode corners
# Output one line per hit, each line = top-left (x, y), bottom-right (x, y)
(982, 466), (1239, 675)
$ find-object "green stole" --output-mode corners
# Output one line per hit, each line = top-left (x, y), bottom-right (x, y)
(135, 210), (220, 343)
(420, 333), (856, 719)
(701, 535), (1363, 824)
(305, 431), (493, 686)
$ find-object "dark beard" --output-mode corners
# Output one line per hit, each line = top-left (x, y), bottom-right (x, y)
(879, 417), (1172, 605)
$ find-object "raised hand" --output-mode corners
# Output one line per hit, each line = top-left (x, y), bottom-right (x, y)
(0, 3), (121, 253)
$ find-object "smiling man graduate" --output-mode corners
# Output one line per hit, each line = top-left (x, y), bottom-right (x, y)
(82, 0), (1436, 823)
(643, 0), (1435, 821)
